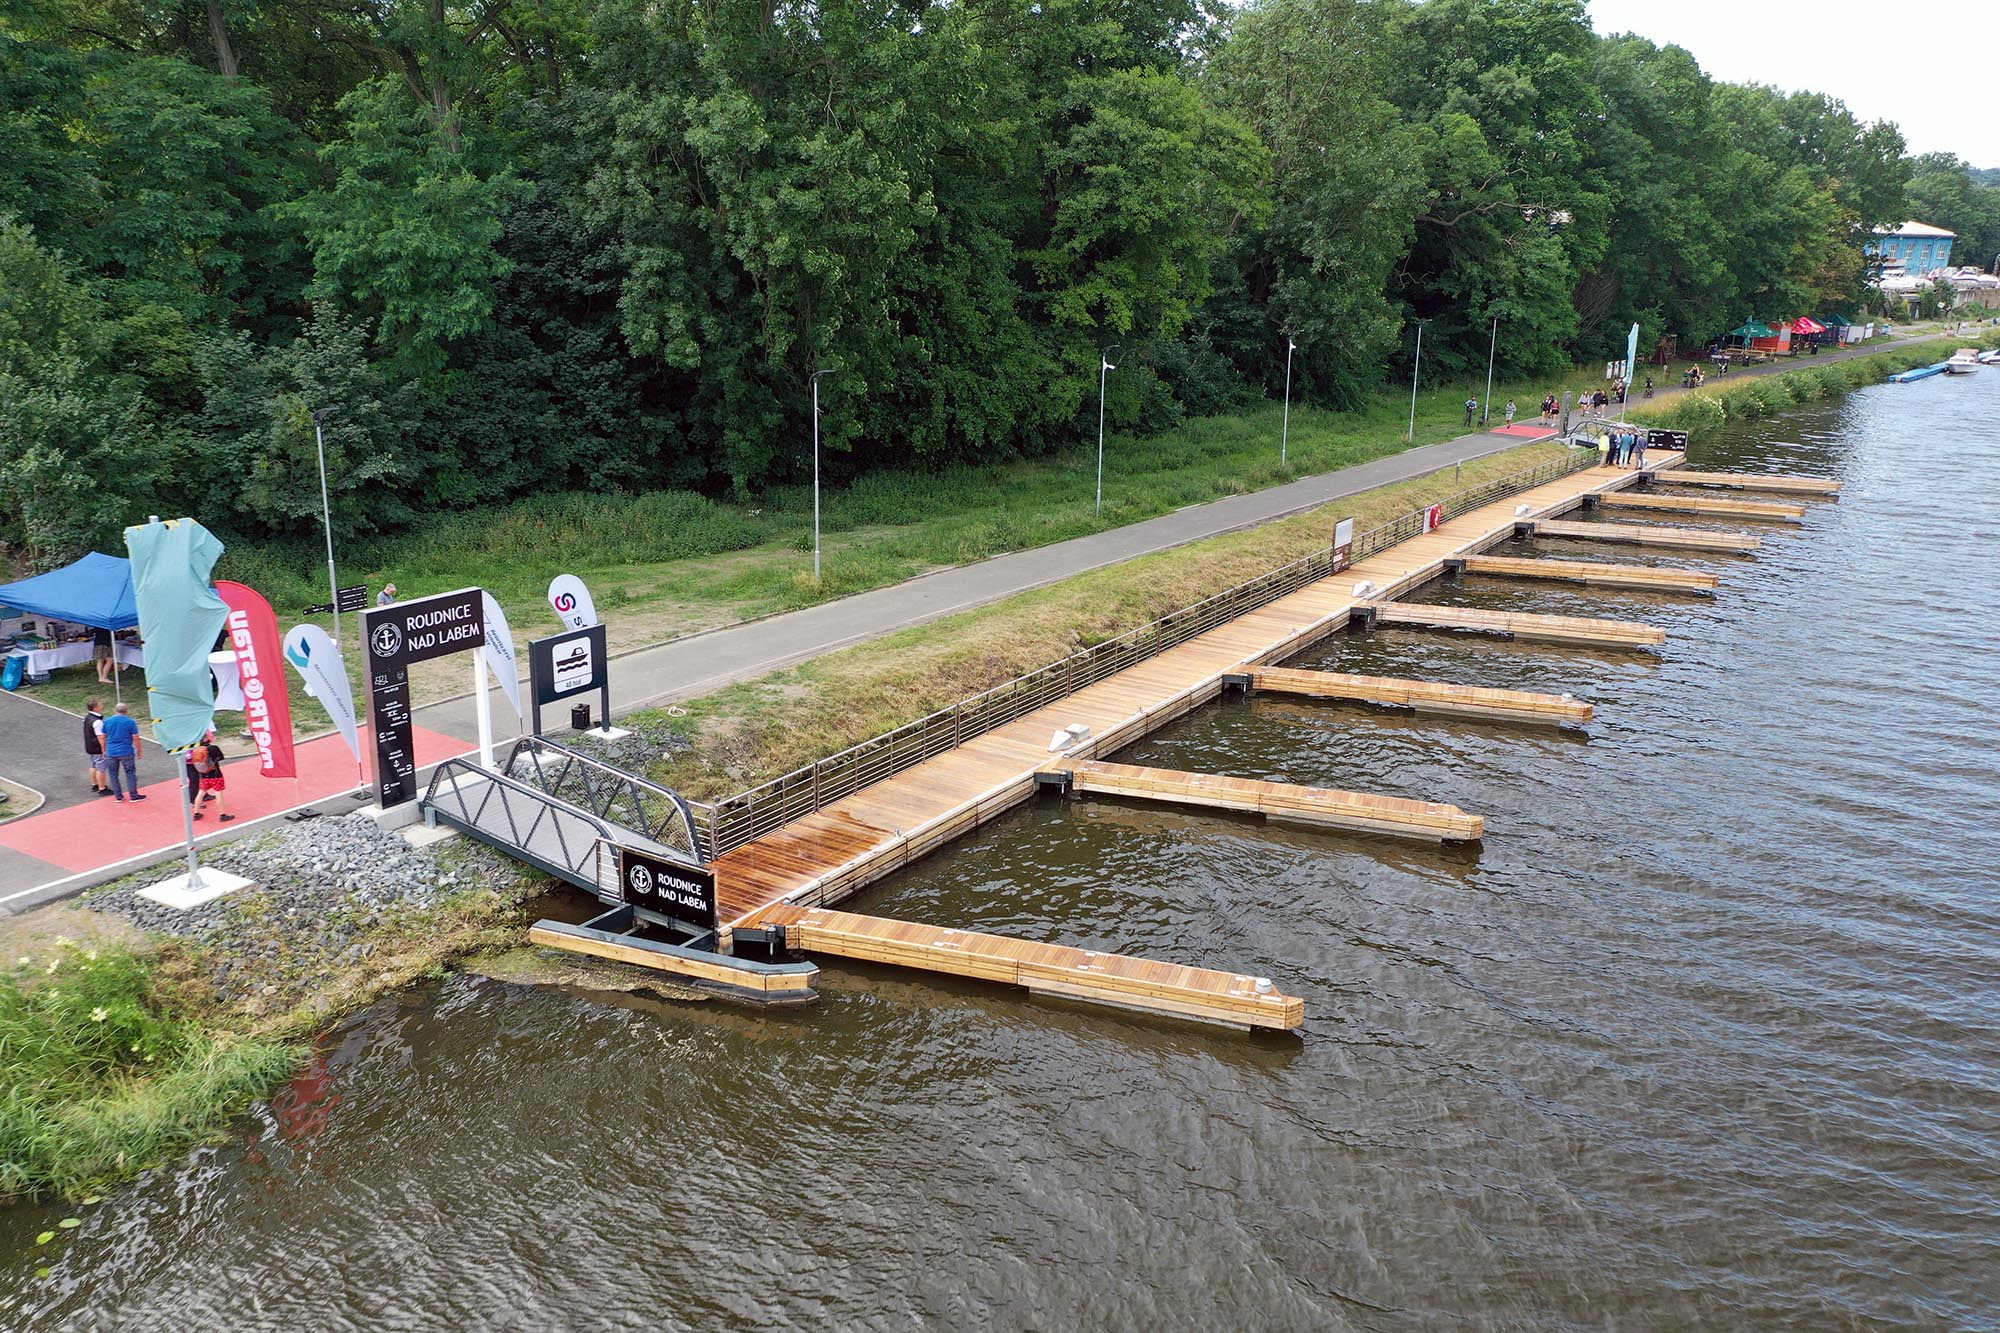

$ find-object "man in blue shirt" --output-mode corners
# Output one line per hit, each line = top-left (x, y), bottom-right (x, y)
(99, 702), (147, 802)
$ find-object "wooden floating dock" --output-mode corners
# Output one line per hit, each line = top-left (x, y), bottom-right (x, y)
(1356, 601), (1667, 650)
(1456, 555), (1719, 594)
(527, 917), (821, 1006)
(1051, 758), (1485, 842)
(1528, 519), (1761, 553)
(1599, 492), (1806, 522)
(1652, 469), (1841, 496)
(760, 903), (1305, 1031)
(1240, 666), (1593, 727)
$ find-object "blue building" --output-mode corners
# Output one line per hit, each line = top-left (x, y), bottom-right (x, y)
(1869, 221), (1957, 275)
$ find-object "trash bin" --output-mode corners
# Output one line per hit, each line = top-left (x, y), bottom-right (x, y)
(570, 703), (592, 731)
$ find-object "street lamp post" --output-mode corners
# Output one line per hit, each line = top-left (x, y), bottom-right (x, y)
(1482, 315), (1498, 425)
(1280, 335), (1297, 467)
(1406, 322), (1426, 441)
(1096, 346), (1118, 517)
(312, 407), (340, 647)
(810, 370), (832, 583)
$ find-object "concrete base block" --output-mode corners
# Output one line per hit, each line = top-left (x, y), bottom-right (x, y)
(354, 801), (424, 831)
(138, 868), (256, 910)
(588, 726), (632, 740)
(402, 822), (459, 850)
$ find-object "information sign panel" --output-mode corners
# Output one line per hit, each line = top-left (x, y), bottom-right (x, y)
(360, 588), (485, 807)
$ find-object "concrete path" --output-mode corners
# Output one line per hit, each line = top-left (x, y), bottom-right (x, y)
(0, 325), (1952, 911)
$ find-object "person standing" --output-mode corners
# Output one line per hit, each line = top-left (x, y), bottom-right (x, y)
(101, 702), (145, 802)
(1630, 431), (1648, 471)
(1504, 399), (1516, 427)
(1464, 397), (1478, 428)
(84, 698), (110, 795)
(92, 627), (115, 684)
(376, 583), (398, 608)
(190, 730), (232, 822)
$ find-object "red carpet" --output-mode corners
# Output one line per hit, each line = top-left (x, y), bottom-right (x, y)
(0, 728), (471, 874)
(1493, 422), (1559, 437)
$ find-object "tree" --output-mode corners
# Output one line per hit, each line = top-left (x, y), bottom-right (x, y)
(286, 76), (521, 376)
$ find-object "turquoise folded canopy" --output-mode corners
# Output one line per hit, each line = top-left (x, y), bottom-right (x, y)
(124, 517), (227, 751)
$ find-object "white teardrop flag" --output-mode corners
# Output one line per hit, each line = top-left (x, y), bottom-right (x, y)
(548, 574), (598, 632)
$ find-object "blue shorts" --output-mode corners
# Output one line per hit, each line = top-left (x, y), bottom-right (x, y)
(90, 754), (109, 771)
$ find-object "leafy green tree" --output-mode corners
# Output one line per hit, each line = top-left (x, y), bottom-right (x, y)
(286, 76), (521, 377)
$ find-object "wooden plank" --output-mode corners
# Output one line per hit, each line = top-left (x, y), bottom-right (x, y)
(1531, 519), (1760, 553)
(1248, 666), (1593, 726)
(760, 904), (1304, 1031)
(1600, 492), (1806, 521)
(1653, 469), (1841, 495)
(526, 924), (819, 997)
(1460, 555), (1718, 593)
(1063, 759), (1484, 841)
(1364, 601), (1666, 649)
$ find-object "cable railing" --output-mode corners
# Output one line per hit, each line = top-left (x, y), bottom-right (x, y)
(688, 444), (1600, 856)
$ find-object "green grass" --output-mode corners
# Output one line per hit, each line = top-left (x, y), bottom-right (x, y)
(0, 940), (298, 1201)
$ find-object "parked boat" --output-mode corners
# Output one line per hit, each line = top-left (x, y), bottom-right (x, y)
(1977, 349), (2000, 365)
(1944, 348), (1981, 375)
(1890, 362), (1950, 383)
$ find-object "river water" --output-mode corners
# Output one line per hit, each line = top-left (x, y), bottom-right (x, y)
(6, 377), (1998, 1330)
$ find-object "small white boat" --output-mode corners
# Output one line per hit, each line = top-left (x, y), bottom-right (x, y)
(1978, 349), (2000, 365)
(1944, 348), (1981, 374)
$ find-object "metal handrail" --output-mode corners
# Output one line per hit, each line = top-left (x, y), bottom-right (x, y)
(503, 735), (706, 862)
(423, 756), (625, 897)
(690, 445), (1599, 855)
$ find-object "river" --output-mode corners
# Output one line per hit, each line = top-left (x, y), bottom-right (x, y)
(5, 374), (1998, 1330)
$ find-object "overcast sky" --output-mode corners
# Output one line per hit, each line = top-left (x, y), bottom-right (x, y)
(1587, 0), (1998, 166)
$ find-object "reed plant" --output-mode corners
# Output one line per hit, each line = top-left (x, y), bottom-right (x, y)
(0, 941), (297, 1201)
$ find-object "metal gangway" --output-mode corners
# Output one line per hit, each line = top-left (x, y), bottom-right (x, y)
(421, 735), (705, 907)
(420, 736), (821, 1006)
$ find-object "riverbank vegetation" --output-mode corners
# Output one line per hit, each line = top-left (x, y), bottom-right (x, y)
(1630, 336), (2000, 433)
(0, 829), (549, 1204)
(4, 0), (1989, 572)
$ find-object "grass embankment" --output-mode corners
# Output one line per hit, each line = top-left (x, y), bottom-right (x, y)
(634, 441), (1572, 799)
(0, 833), (548, 1203)
(1630, 334), (2000, 432)
(9, 331), (1967, 733)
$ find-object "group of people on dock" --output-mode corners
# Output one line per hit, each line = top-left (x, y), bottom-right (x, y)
(1602, 427), (1648, 470)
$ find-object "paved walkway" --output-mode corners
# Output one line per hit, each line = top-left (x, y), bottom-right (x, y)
(0, 328), (1943, 911)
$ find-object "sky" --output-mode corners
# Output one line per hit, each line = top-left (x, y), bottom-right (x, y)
(1587, 0), (1998, 166)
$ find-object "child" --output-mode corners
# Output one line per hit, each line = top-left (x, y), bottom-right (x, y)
(190, 730), (234, 822)
(1504, 399), (1516, 427)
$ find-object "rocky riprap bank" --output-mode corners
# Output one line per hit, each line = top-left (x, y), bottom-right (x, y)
(88, 814), (545, 1009)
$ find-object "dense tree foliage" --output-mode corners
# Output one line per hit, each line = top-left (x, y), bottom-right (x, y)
(0, 0), (1965, 563)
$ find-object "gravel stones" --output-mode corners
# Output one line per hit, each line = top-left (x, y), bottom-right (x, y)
(85, 813), (543, 1010)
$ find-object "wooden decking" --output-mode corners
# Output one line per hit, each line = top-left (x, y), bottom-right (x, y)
(1654, 469), (1841, 495)
(759, 903), (1306, 1030)
(1360, 601), (1667, 649)
(1246, 666), (1594, 726)
(717, 451), (1692, 931)
(1054, 758), (1485, 841)
(1458, 555), (1719, 594)
(1530, 518), (1761, 553)
(1599, 492), (1806, 521)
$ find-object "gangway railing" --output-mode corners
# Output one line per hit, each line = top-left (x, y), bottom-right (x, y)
(501, 735), (706, 862)
(423, 757), (628, 899)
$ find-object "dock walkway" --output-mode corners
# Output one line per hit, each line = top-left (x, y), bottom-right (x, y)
(718, 453), (1687, 928)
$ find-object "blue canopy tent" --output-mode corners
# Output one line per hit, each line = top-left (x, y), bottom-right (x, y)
(0, 552), (140, 629)
(0, 552), (140, 698)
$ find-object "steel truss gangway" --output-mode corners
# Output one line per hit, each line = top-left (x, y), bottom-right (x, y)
(421, 737), (816, 1007)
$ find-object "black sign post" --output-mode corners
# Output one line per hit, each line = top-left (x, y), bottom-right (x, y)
(336, 583), (371, 613)
(1646, 429), (1691, 451)
(360, 587), (486, 808)
(616, 846), (717, 934)
(528, 624), (610, 737)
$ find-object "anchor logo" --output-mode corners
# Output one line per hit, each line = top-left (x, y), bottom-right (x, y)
(628, 864), (653, 898)
(370, 622), (403, 659)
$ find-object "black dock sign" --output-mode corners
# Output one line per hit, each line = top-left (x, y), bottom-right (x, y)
(529, 623), (610, 735)
(617, 846), (718, 932)
(360, 587), (486, 807)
